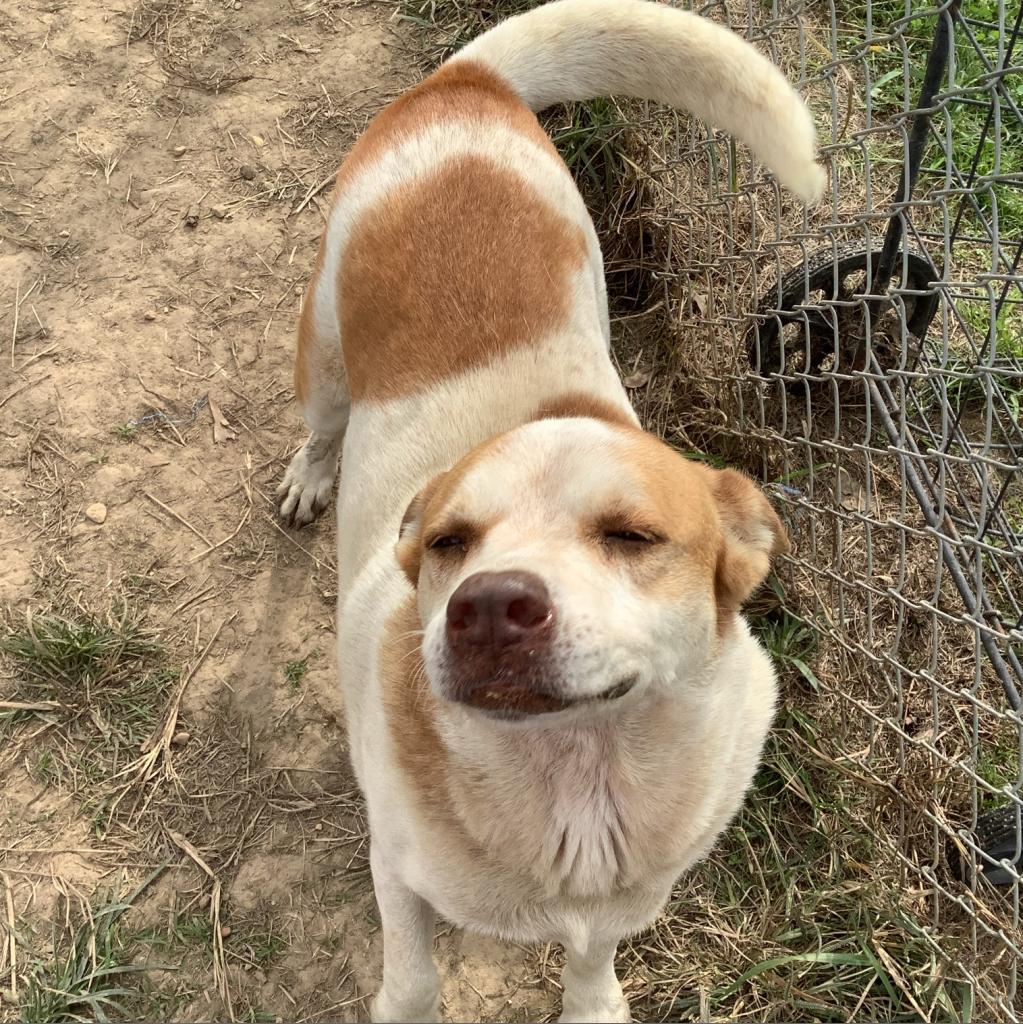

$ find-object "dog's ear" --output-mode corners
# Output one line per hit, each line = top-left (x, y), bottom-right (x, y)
(711, 469), (789, 612)
(395, 473), (445, 586)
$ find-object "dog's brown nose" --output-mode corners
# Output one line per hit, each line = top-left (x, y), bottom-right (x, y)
(446, 571), (553, 648)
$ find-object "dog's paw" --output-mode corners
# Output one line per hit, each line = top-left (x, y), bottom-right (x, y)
(276, 433), (341, 527)
(370, 987), (441, 1023)
(559, 989), (631, 1023)
(558, 998), (631, 1024)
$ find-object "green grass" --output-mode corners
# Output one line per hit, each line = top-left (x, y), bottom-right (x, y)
(836, 0), (1023, 238)
(962, 298), (1023, 361)
(1, 606), (176, 829)
(754, 602), (823, 694)
(19, 874), (170, 1024)
(282, 656), (310, 692)
(133, 909), (287, 974)
(112, 423), (137, 441)
(1, 609), (173, 744)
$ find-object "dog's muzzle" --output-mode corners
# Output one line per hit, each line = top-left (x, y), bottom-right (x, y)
(442, 570), (636, 717)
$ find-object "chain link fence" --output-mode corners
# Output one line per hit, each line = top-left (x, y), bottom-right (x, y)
(618, 0), (1022, 1017)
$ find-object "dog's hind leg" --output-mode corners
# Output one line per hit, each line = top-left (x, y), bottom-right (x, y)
(278, 255), (349, 527)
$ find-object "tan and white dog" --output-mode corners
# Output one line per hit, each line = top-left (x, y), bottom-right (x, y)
(276, 1), (824, 1019)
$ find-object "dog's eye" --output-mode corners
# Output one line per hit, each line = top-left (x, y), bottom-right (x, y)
(604, 529), (657, 545)
(429, 535), (464, 550)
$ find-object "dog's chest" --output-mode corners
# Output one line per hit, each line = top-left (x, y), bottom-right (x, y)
(451, 725), (679, 899)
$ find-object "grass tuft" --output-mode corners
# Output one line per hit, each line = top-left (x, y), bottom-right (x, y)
(19, 872), (170, 1024)
(1, 604), (176, 828)
(283, 656), (310, 692)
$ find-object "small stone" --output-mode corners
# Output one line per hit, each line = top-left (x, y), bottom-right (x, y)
(172, 145), (187, 158)
(314, 822), (323, 831)
(238, 163), (257, 181)
(211, 204), (229, 219)
(143, 310), (157, 321)
(220, 925), (232, 938)
(171, 730), (191, 746)
(85, 502), (107, 524)
(251, 134), (265, 147)
(184, 205), (200, 228)
(59, 229), (70, 238)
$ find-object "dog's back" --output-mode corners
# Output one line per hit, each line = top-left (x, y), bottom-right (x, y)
(279, 0), (825, 572)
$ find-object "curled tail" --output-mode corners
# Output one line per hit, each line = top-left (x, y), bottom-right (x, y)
(450, 0), (826, 204)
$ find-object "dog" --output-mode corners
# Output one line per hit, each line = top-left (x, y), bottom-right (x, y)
(277, 1), (823, 1019)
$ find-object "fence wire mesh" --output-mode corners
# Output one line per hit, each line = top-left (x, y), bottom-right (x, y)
(612, 0), (1023, 1017)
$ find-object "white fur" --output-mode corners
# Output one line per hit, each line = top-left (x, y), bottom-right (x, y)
(454, 0), (827, 203)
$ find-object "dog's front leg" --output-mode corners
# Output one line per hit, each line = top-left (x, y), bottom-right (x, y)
(559, 934), (630, 1023)
(370, 847), (441, 1023)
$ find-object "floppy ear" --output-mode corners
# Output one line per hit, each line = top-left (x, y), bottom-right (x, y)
(711, 469), (789, 612)
(395, 474), (445, 586)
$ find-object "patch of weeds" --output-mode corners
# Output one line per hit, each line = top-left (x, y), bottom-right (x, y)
(751, 606), (822, 693)
(975, 724), (1022, 811)
(236, 1010), (276, 1024)
(399, 0), (543, 62)
(282, 655), (310, 692)
(961, 298), (1023, 362)
(226, 930), (287, 969)
(1, 608), (172, 737)
(112, 422), (138, 441)
(547, 96), (631, 193)
(20, 872), (170, 1024)
(132, 912), (217, 973)
(1, 605), (176, 814)
(838, 0), (1023, 239)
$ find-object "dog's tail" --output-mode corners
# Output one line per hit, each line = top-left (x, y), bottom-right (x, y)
(450, 0), (826, 204)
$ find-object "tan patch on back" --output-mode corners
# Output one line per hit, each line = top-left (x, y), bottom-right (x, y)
(340, 153), (587, 401)
(532, 391), (639, 429)
(334, 60), (556, 192)
(296, 60), (567, 410)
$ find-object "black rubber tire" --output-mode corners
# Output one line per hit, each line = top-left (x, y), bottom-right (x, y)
(745, 242), (940, 380)
(947, 804), (1023, 886)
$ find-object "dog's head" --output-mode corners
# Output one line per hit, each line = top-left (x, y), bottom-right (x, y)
(397, 415), (787, 722)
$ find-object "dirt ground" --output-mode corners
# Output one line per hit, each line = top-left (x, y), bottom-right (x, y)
(0, 0), (553, 1019)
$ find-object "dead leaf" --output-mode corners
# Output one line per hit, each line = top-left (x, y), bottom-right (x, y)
(837, 467), (868, 514)
(623, 369), (651, 389)
(691, 291), (708, 316)
(208, 396), (238, 443)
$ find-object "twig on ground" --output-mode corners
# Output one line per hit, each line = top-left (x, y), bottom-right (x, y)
(166, 828), (233, 1018)
(143, 491), (213, 548)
